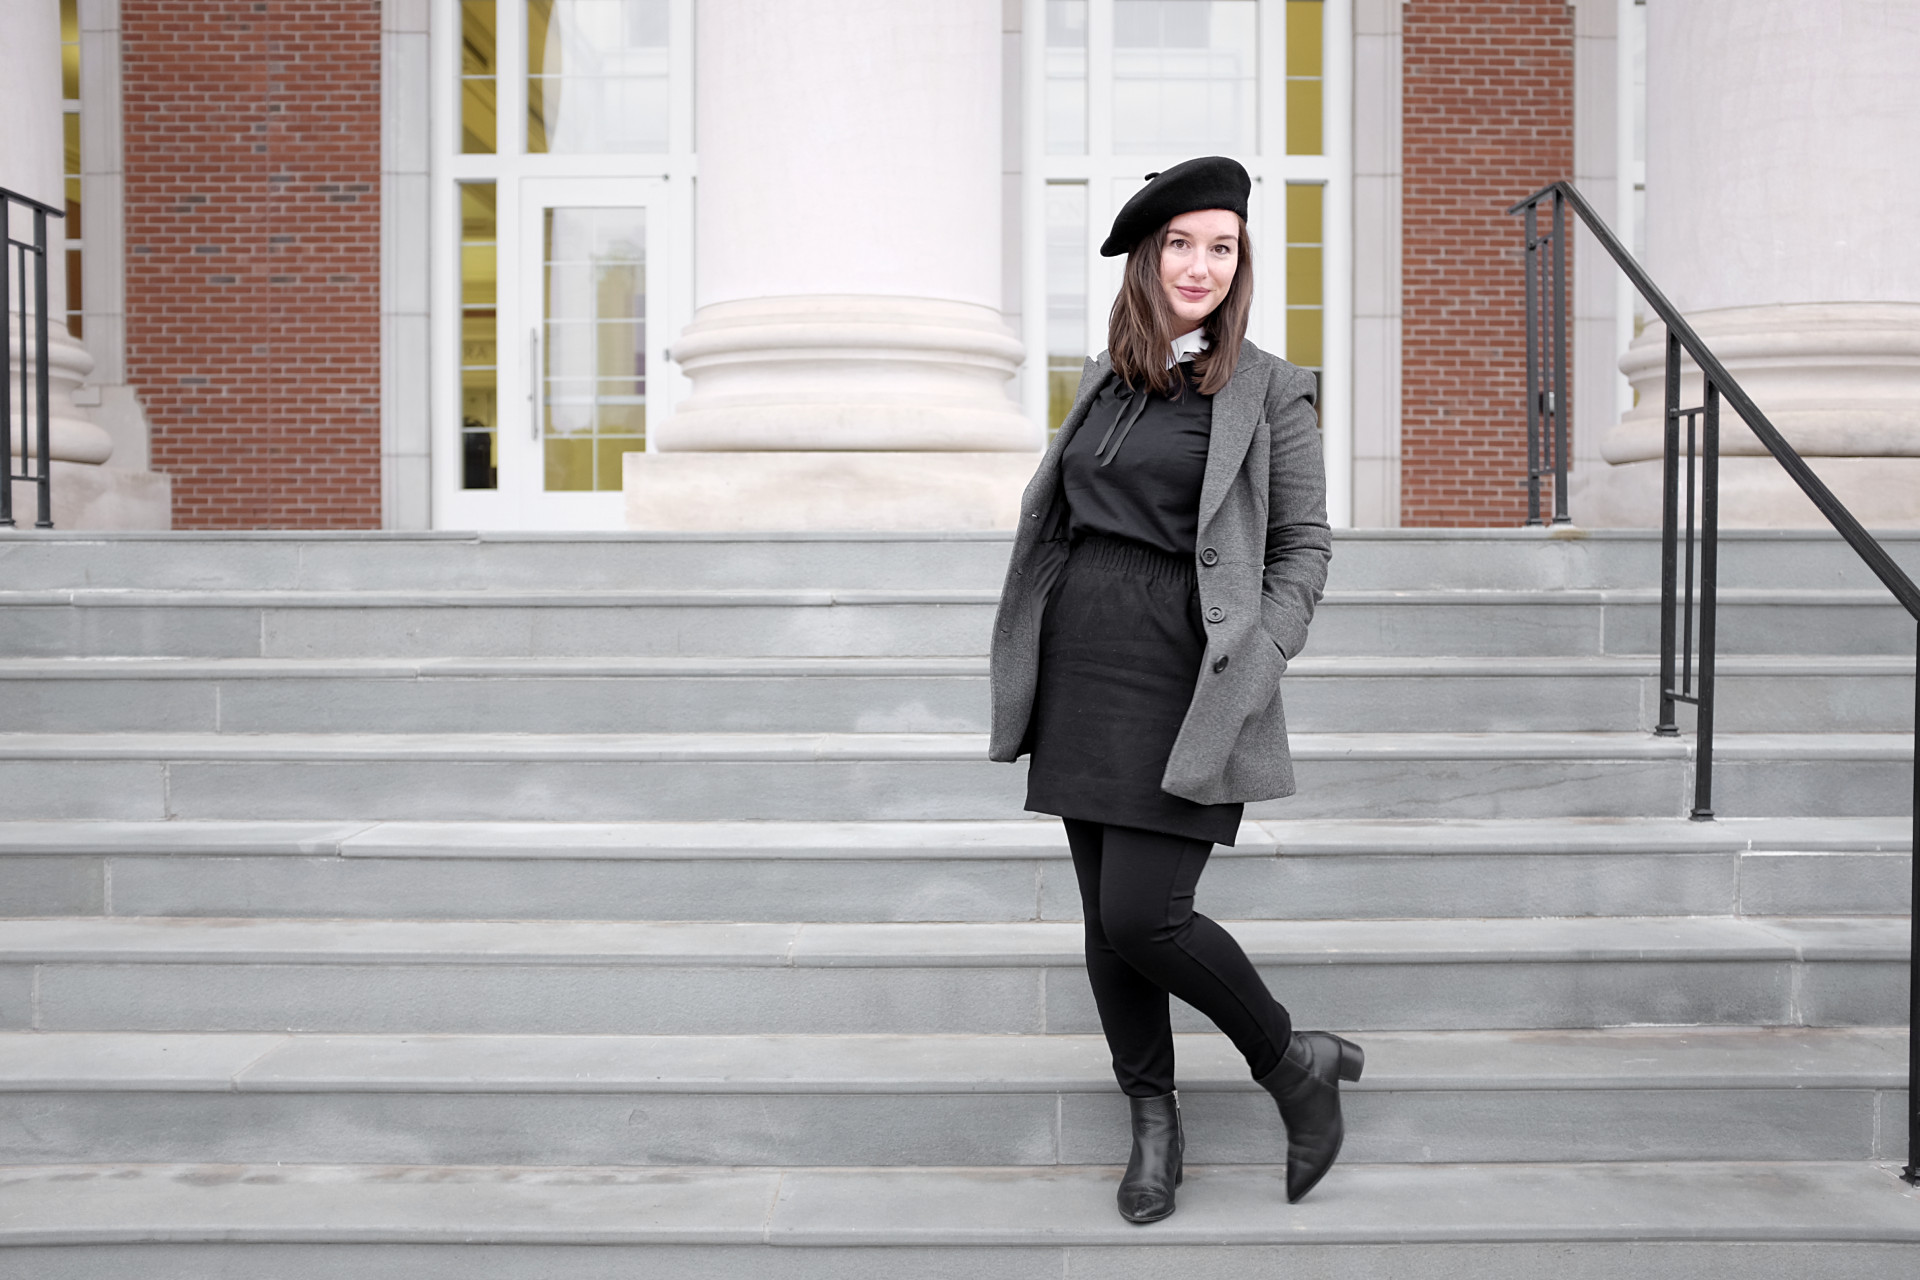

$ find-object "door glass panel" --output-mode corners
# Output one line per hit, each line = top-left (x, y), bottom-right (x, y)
(61, 1), (83, 338)
(461, 1), (498, 154)
(1046, 1), (1088, 155)
(543, 206), (646, 492)
(460, 183), (500, 489)
(528, 0), (671, 154)
(1112, 0), (1258, 155)
(1285, 0), (1323, 156)
(1045, 182), (1088, 436)
(1285, 182), (1323, 371)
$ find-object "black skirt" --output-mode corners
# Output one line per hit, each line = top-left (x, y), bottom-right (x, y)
(1024, 534), (1244, 846)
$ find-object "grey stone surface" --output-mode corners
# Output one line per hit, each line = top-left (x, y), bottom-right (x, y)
(214, 673), (991, 735)
(1063, 1243), (1920, 1280)
(1306, 598), (1611, 658)
(11, 915), (1902, 1033)
(0, 1244), (1065, 1280)
(8, 654), (1910, 736)
(1065, 1086), (1886, 1165)
(0, 680), (219, 732)
(2, 528), (1913, 1268)
(258, 601), (1000, 660)
(34, 964), (1049, 1035)
(0, 821), (370, 856)
(0, 1091), (1067, 1168)
(2, 1158), (1915, 1250)
(0, 968), (33, 1029)
(4, 605), (266, 659)
(159, 758), (1030, 821)
(1045, 960), (1808, 1033)
(5, 1024), (1899, 1166)
(0, 857), (104, 914)
(1262, 756), (1689, 819)
(1604, 596), (1918, 656)
(1740, 851), (1915, 915)
(1715, 758), (1915, 818)
(765, 1160), (1920, 1246)
(34, 730), (1913, 822)
(0, 763), (165, 820)
(102, 855), (1050, 923)
(1187, 850), (1738, 920)
(94, 845), (1774, 923)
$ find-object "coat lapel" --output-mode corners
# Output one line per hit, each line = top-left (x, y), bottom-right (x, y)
(1197, 346), (1262, 530)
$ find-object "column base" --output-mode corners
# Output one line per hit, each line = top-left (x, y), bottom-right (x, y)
(0, 460), (171, 530)
(624, 451), (1039, 531)
(658, 295), (1038, 453)
(1573, 456), (1920, 529)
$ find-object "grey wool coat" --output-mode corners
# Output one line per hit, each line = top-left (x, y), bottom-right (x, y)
(987, 339), (1332, 806)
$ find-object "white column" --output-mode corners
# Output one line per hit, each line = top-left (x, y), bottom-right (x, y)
(0, 0), (169, 528)
(625, 0), (1039, 531)
(1584, 0), (1920, 527)
(1, 0), (111, 471)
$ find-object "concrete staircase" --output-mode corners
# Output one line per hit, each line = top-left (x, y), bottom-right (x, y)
(0, 527), (1913, 1277)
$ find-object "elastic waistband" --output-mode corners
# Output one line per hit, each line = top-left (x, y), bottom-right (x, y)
(1068, 534), (1195, 585)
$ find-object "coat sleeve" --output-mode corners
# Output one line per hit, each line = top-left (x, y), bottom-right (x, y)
(1260, 363), (1333, 659)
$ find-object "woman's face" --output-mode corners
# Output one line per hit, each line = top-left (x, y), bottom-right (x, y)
(1158, 209), (1241, 327)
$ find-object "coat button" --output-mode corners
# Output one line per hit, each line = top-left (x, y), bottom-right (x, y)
(1205, 606), (1225, 623)
(1211, 655), (1229, 674)
(1200, 548), (1219, 566)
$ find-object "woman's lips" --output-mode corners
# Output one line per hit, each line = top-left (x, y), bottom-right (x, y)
(1178, 286), (1210, 300)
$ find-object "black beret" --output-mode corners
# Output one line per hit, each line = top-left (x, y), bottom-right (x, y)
(1099, 156), (1251, 257)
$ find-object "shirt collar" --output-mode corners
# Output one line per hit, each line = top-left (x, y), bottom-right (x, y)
(1167, 328), (1210, 368)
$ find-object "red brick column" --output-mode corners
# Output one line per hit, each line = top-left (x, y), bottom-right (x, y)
(1400, 0), (1573, 526)
(123, 1), (382, 529)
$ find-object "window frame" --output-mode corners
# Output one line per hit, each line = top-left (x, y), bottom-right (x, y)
(429, 0), (698, 530)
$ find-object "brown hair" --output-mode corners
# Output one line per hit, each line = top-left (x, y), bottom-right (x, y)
(1106, 215), (1253, 398)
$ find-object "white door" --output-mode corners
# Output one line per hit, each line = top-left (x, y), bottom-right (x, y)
(440, 175), (668, 529)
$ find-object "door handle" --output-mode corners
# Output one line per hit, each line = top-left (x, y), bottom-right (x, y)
(529, 327), (541, 441)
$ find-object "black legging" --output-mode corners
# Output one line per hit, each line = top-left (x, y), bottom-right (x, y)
(1065, 818), (1294, 1096)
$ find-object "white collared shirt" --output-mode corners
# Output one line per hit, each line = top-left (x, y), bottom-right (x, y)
(1167, 328), (1210, 368)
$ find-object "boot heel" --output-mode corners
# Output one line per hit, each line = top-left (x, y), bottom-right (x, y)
(1334, 1037), (1364, 1082)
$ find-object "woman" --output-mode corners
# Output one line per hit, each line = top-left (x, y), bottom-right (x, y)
(989, 156), (1360, 1222)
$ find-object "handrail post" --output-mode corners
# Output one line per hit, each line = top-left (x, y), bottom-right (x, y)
(1692, 380), (1720, 821)
(1550, 191), (1571, 524)
(1, 213), (13, 529)
(1907, 624), (1920, 1186)
(1522, 201), (1544, 526)
(30, 205), (52, 528)
(1655, 332), (1680, 735)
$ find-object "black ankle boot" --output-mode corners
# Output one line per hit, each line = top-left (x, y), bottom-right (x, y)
(1255, 1031), (1364, 1203)
(1115, 1091), (1184, 1223)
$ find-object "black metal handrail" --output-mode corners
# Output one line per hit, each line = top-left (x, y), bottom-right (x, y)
(2, 186), (65, 530)
(1510, 180), (1920, 1189)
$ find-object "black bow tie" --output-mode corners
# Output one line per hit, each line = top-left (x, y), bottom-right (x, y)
(1094, 384), (1153, 467)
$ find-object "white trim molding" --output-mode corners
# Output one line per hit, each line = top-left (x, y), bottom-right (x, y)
(1349, 0), (1400, 526)
(383, 0), (434, 529)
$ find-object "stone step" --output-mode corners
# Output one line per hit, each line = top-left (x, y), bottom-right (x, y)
(0, 1028), (1904, 1168)
(3, 818), (1909, 922)
(5, 527), (1918, 592)
(5, 587), (1914, 659)
(1, 1159), (1915, 1278)
(1, 915), (1905, 1034)
(0, 655), (1910, 734)
(0, 730), (1908, 822)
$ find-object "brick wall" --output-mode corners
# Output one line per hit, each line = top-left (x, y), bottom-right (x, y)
(123, 1), (383, 529)
(1401, 0), (1573, 526)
